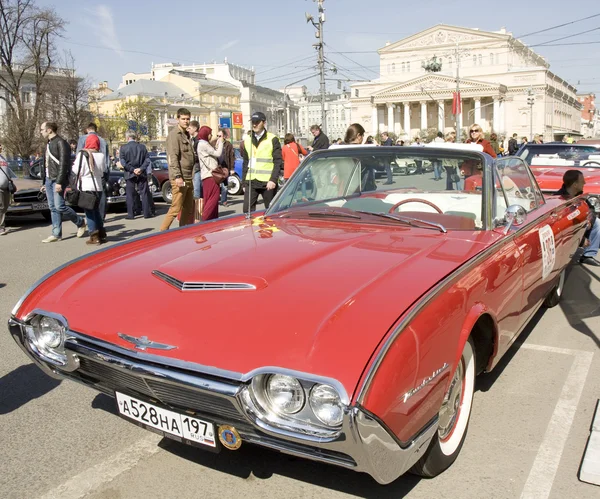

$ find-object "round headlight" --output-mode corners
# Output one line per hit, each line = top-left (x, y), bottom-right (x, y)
(119, 187), (126, 195)
(36, 316), (64, 349)
(119, 178), (126, 187)
(588, 196), (600, 212)
(309, 384), (343, 426)
(266, 374), (304, 415)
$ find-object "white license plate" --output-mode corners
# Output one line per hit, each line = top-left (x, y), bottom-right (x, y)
(32, 203), (48, 210)
(115, 392), (216, 447)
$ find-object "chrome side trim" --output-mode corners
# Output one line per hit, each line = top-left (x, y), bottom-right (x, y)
(356, 204), (581, 404)
(151, 270), (256, 291)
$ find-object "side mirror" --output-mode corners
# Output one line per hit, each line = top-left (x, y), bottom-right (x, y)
(503, 204), (527, 234)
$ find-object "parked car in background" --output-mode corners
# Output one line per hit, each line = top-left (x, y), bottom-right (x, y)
(9, 145), (589, 484)
(5, 166), (50, 221)
(148, 156), (171, 203)
(106, 164), (162, 209)
(227, 147), (244, 196)
(516, 143), (600, 216)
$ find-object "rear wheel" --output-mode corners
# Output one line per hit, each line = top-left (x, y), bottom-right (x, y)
(411, 339), (476, 477)
(543, 268), (565, 308)
(161, 182), (172, 204)
(227, 174), (243, 196)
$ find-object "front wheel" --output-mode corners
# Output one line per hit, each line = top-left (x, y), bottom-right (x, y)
(411, 338), (476, 477)
(543, 268), (565, 308)
(161, 182), (172, 204)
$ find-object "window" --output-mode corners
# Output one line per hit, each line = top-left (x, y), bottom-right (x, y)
(494, 157), (542, 217)
(473, 55), (477, 66)
(355, 89), (359, 98)
(401, 62), (405, 72)
(407, 62), (410, 72)
(22, 92), (31, 103)
(392, 63), (396, 73)
(478, 54), (482, 65)
(448, 57), (453, 70)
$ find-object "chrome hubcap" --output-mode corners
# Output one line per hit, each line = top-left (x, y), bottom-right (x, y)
(438, 361), (464, 440)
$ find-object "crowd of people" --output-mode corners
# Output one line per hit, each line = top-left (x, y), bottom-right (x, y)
(0, 110), (595, 254)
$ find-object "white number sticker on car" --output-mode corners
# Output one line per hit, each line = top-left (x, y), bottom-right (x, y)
(539, 225), (556, 281)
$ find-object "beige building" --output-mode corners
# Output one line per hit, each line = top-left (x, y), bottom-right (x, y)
(98, 69), (241, 141)
(351, 24), (582, 142)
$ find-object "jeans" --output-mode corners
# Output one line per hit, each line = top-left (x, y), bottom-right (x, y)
(384, 164), (393, 183)
(433, 162), (442, 180)
(220, 182), (228, 204)
(84, 207), (104, 233)
(45, 179), (83, 238)
(583, 217), (600, 258)
(193, 171), (203, 199)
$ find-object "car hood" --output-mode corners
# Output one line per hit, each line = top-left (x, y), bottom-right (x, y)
(13, 177), (42, 191)
(17, 216), (492, 395)
(532, 166), (600, 193)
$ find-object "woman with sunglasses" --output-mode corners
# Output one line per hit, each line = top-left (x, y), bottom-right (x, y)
(463, 124), (496, 178)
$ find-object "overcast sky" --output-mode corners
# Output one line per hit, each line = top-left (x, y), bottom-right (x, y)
(38, 0), (600, 97)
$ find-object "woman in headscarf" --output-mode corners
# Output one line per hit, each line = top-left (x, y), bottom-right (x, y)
(196, 126), (223, 221)
(72, 134), (106, 244)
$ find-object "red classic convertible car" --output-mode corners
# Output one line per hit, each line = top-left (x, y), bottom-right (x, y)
(516, 143), (600, 214)
(8, 145), (589, 484)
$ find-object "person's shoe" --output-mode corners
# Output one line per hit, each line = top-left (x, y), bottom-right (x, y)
(579, 256), (600, 267)
(42, 235), (61, 243)
(383, 181), (394, 185)
(76, 220), (87, 238)
(86, 231), (101, 245)
(125, 216), (135, 220)
(98, 228), (107, 243)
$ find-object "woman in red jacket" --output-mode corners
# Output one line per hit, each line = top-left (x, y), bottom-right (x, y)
(462, 124), (497, 177)
(281, 133), (308, 182)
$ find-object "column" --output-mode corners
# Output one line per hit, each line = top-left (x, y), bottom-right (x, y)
(420, 101), (427, 130)
(371, 105), (378, 135)
(403, 102), (410, 135)
(493, 98), (500, 132)
(499, 99), (505, 134)
(387, 103), (395, 133)
(474, 98), (481, 124)
(437, 100), (444, 131)
(395, 106), (401, 134)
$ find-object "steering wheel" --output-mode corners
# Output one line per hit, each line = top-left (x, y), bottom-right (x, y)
(389, 198), (443, 214)
(582, 161), (600, 167)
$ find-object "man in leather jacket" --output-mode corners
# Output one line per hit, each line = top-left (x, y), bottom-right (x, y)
(40, 121), (86, 243)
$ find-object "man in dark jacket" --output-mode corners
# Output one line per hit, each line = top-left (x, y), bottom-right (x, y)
(120, 130), (152, 219)
(40, 121), (86, 243)
(218, 127), (235, 207)
(308, 125), (329, 151)
(508, 133), (519, 155)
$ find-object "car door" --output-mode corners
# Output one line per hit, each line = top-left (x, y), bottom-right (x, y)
(495, 157), (562, 332)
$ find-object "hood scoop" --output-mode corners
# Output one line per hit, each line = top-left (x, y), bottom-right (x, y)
(152, 270), (256, 291)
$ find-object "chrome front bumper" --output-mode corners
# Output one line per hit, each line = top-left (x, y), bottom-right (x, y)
(8, 316), (436, 484)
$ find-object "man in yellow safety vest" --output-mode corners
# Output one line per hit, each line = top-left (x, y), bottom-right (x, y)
(241, 111), (283, 212)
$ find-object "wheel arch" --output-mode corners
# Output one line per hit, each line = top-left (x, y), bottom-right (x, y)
(456, 305), (498, 376)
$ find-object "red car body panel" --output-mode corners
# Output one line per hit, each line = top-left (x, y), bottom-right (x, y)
(18, 215), (491, 398)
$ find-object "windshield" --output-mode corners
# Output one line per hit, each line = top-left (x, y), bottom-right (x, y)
(151, 158), (168, 170)
(519, 145), (600, 167)
(267, 148), (487, 231)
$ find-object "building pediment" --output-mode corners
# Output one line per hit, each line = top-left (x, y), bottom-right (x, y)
(373, 74), (502, 99)
(380, 24), (509, 53)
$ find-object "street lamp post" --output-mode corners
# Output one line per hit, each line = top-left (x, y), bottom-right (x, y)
(527, 87), (535, 141)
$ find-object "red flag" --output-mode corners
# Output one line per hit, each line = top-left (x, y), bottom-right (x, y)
(452, 92), (462, 115)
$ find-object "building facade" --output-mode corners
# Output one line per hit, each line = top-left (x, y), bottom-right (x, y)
(351, 25), (582, 142)
(577, 93), (599, 138)
(287, 86), (351, 141)
(120, 61), (299, 137)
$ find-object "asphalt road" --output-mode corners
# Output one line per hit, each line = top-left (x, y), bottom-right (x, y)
(1, 192), (599, 499)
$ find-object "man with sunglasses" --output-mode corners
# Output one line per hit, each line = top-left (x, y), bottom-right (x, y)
(240, 112), (283, 212)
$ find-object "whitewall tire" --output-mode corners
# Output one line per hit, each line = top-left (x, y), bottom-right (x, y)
(411, 338), (476, 477)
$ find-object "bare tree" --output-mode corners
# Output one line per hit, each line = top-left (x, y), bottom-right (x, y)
(0, 0), (65, 157)
(55, 51), (92, 141)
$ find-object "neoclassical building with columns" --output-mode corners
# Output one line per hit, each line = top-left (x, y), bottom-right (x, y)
(351, 25), (581, 141)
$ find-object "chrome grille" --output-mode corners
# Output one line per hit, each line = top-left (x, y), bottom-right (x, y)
(77, 356), (243, 422)
(13, 189), (45, 204)
(152, 270), (255, 291)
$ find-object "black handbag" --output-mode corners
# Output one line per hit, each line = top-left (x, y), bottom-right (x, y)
(1, 167), (17, 194)
(67, 152), (100, 210)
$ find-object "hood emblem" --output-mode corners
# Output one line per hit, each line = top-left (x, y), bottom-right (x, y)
(118, 333), (177, 351)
